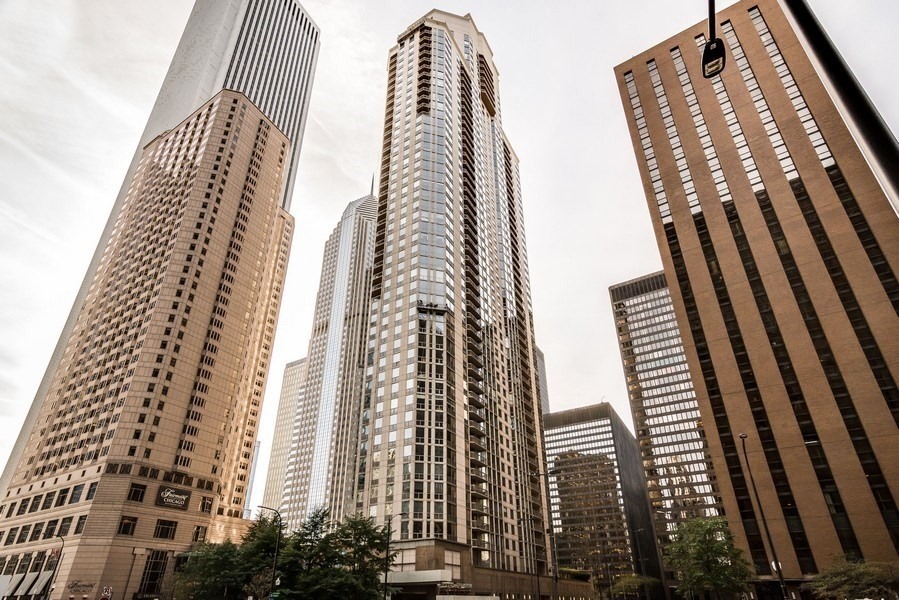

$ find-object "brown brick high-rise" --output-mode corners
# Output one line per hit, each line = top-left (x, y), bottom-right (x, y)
(0, 90), (292, 598)
(616, 0), (898, 593)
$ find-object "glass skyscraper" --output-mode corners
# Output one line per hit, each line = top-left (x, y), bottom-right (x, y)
(264, 195), (377, 531)
(262, 358), (308, 517)
(610, 271), (722, 588)
(352, 10), (572, 598)
(544, 403), (661, 598)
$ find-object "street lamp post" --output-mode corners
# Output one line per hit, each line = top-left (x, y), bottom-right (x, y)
(738, 434), (789, 600)
(47, 533), (65, 600)
(257, 505), (283, 600)
(383, 512), (407, 600)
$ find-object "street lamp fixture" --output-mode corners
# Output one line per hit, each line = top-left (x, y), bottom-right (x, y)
(738, 434), (788, 600)
(701, 0), (727, 78)
(383, 512), (408, 600)
(257, 505), (283, 600)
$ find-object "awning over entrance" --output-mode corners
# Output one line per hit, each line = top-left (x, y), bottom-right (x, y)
(3, 573), (26, 598)
(27, 570), (54, 596)
(0, 576), (11, 598)
(13, 572), (39, 597)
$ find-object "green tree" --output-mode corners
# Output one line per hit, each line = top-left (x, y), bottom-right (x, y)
(242, 513), (286, 599)
(665, 517), (753, 599)
(280, 508), (343, 598)
(173, 540), (244, 600)
(174, 509), (393, 600)
(801, 558), (899, 600)
(332, 513), (393, 599)
(611, 574), (661, 598)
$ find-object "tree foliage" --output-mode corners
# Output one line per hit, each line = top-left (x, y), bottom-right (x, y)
(173, 540), (244, 600)
(665, 517), (753, 598)
(611, 574), (660, 597)
(801, 558), (899, 600)
(174, 508), (394, 600)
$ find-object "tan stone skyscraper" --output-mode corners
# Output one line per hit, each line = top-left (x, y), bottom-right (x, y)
(353, 10), (582, 599)
(617, 0), (898, 593)
(0, 90), (291, 598)
(1, 0), (320, 501)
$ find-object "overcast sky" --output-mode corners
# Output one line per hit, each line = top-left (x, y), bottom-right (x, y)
(0, 0), (896, 506)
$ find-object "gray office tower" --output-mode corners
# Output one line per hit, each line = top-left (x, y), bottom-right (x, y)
(0, 0), (320, 499)
(610, 271), (723, 590)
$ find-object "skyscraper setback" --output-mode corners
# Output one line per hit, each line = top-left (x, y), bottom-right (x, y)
(0, 2), (319, 597)
(355, 10), (563, 597)
(617, 0), (898, 590)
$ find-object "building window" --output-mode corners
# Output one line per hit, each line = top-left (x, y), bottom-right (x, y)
(57, 517), (73, 537)
(2, 556), (17, 575)
(192, 526), (207, 543)
(55, 488), (70, 507)
(15, 553), (31, 573)
(29, 523), (44, 542)
(153, 520), (177, 540)
(4, 527), (18, 546)
(74, 515), (88, 535)
(138, 550), (169, 595)
(43, 520), (58, 539)
(41, 493), (56, 510)
(29, 550), (46, 573)
(86, 482), (99, 501)
(69, 484), (85, 504)
(128, 483), (147, 503)
(118, 516), (137, 536)
(200, 497), (213, 513)
(16, 526), (31, 544)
